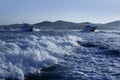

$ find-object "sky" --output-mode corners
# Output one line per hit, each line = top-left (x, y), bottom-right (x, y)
(0, 0), (120, 24)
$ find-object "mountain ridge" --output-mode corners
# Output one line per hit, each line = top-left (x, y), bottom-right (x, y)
(0, 20), (120, 30)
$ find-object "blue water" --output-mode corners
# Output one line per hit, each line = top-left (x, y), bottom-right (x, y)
(0, 31), (120, 80)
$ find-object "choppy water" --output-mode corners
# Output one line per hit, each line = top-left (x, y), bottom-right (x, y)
(0, 31), (120, 80)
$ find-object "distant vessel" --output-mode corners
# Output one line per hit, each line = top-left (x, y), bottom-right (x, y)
(82, 25), (96, 32)
(0, 23), (33, 32)
(20, 23), (33, 32)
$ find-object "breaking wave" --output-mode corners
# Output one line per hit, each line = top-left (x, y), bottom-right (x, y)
(0, 31), (120, 80)
(0, 31), (82, 80)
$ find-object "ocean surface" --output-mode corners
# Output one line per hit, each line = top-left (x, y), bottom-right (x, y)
(0, 31), (120, 80)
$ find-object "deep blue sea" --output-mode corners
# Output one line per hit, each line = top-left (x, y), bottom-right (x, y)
(0, 31), (120, 80)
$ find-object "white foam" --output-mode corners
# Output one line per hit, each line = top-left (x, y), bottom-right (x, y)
(0, 34), (83, 80)
(1, 31), (120, 80)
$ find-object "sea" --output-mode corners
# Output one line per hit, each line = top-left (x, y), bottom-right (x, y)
(0, 30), (120, 80)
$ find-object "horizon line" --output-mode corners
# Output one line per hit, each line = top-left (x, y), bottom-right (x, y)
(0, 20), (120, 25)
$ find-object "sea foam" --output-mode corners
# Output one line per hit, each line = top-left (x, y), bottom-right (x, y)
(0, 33), (82, 80)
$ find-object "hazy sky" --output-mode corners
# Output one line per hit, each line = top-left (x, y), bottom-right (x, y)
(0, 0), (120, 24)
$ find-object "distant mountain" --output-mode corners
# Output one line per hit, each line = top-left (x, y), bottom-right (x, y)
(32, 20), (96, 30)
(103, 21), (120, 28)
(33, 20), (120, 30)
(34, 21), (52, 26)
(0, 20), (120, 30)
(33, 20), (79, 30)
(53, 20), (76, 26)
(97, 21), (120, 30)
(105, 20), (120, 26)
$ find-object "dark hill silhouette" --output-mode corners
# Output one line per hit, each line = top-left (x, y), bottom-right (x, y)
(0, 20), (120, 30)
(33, 20), (94, 30)
(97, 20), (120, 30)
